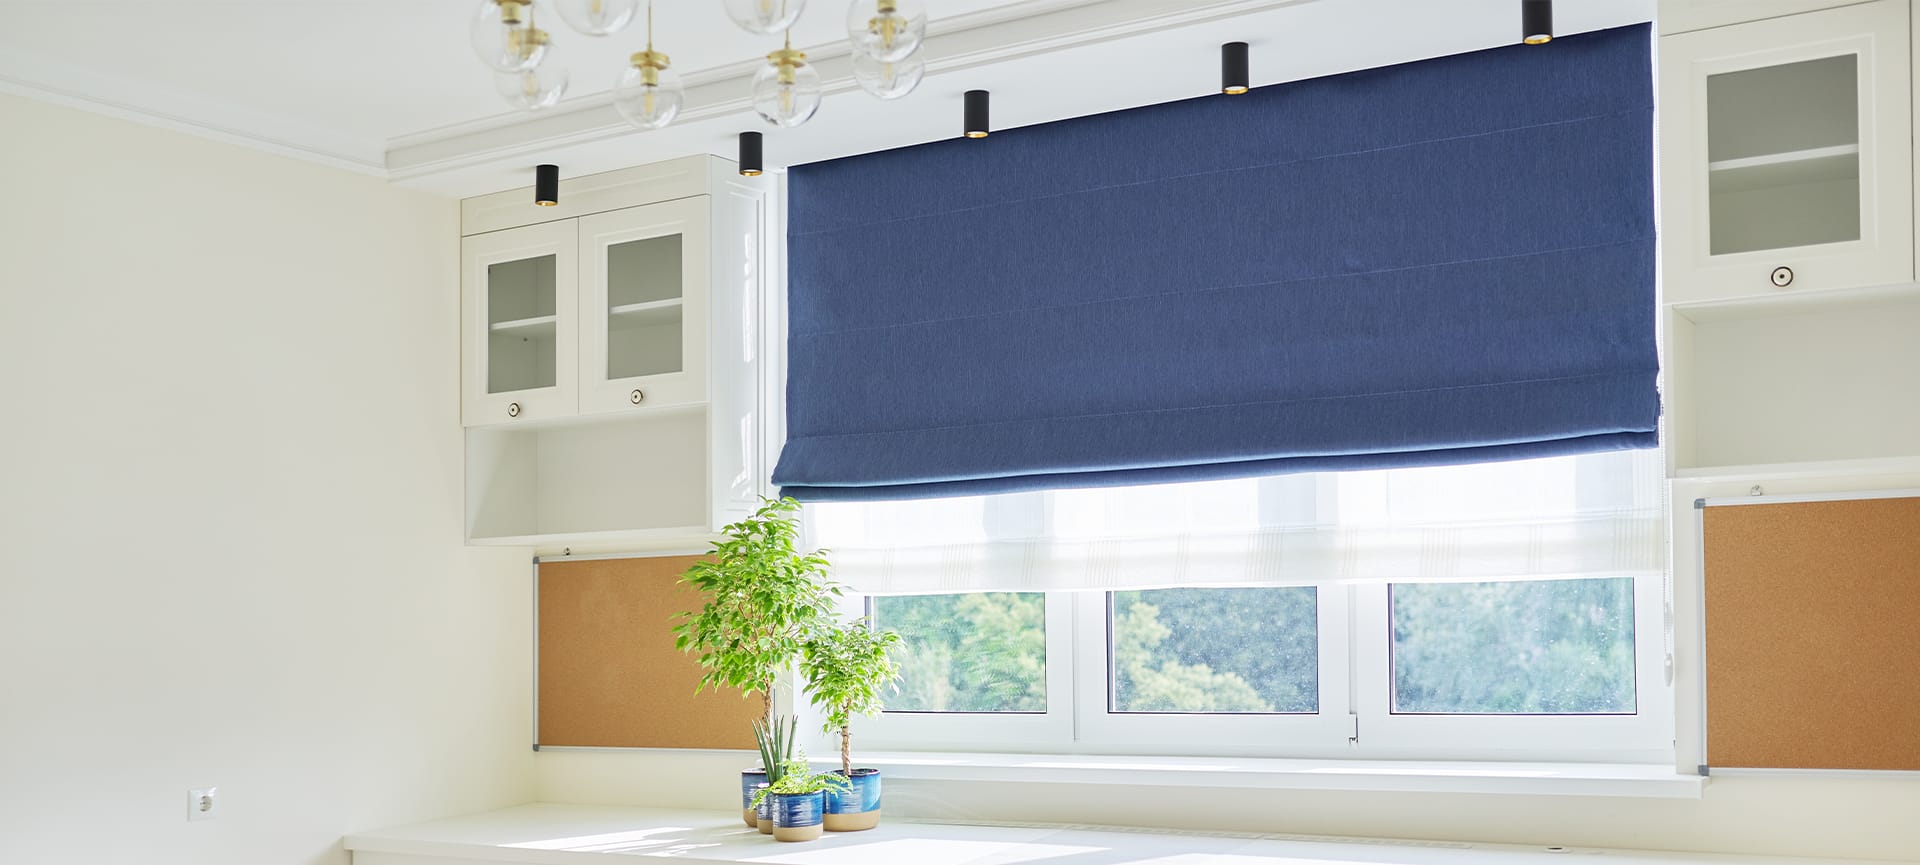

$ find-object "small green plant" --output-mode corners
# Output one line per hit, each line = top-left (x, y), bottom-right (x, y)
(750, 758), (851, 808)
(753, 715), (799, 785)
(801, 619), (902, 775)
(674, 498), (841, 719)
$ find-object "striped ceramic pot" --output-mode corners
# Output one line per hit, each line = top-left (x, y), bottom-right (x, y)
(740, 769), (768, 828)
(770, 791), (825, 842)
(823, 769), (882, 831)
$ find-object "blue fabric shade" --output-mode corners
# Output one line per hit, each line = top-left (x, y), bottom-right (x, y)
(776, 25), (1658, 501)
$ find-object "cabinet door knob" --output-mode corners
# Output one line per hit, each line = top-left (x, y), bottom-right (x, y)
(630, 389), (646, 405)
(1770, 266), (1794, 288)
(507, 402), (521, 418)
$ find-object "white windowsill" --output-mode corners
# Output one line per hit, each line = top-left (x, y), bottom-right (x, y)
(832, 751), (1705, 799)
(347, 802), (1868, 865)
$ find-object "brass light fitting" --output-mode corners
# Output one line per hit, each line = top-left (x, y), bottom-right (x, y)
(767, 33), (808, 87)
(496, 0), (529, 26)
(629, 5), (670, 87)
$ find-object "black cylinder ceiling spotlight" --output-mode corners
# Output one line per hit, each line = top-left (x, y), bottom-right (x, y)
(1221, 42), (1250, 95)
(535, 164), (559, 207)
(738, 131), (764, 177)
(1522, 0), (1553, 45)
(964, 89), (990, 139)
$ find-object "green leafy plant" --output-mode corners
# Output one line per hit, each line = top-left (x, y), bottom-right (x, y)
(753, 715), (799, 785)
(673, 497), (841, 719)
(750, 757), (851, 808)
(801, 619), (902, 775)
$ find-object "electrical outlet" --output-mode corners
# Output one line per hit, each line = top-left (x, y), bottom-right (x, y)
(188, 786), (219, 822)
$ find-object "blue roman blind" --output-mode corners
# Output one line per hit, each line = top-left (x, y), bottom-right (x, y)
(776, 24), (1658, 502)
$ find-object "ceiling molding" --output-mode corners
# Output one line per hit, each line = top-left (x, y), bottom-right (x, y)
(0, 48), (388, 175)
(384, 0), (1313, 181)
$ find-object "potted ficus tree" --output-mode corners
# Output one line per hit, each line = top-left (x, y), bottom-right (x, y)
(673, 497), (840, 828)
(801, 618), (902, 831)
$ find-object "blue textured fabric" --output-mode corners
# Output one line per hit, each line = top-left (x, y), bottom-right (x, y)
(776, 25), (1658, 501)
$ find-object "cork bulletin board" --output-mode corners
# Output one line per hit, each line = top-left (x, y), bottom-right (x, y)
(1701, 492), (1920, 771)
(536, 555), (762, 750)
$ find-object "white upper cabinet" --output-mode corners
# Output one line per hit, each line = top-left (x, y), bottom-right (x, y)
(1659, 0), (1876, 34)
(458, 156), (774, 549)
(578, 197), (710, 415)
(1660, 0), (1912, 306)
(462, 219), (579, 426)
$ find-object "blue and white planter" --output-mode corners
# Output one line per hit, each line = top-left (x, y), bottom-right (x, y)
(753, 783), (773, 834)
(823, 768), (883, 831)
(741, 770), (768, 828)
(769, 791), (825, 842)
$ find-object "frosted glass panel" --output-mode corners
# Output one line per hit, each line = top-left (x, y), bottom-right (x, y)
(1707, 55), (1861, 255)
(487, 254), (557, 394)
(605, 235), (685, 380)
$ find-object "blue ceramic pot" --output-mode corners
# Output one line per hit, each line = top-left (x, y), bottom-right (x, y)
(740, 769), (768, 827)
(823, 769), (883, 831)
(769, 791), (824, 842)
(753, 784), (773, 834)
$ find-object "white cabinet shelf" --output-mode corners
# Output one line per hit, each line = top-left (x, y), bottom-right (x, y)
(488, 314), (557, 334)
(1664, 295), (1920, 474)
(608, 297), (683, 326)
(1706, 143), (1859, 191)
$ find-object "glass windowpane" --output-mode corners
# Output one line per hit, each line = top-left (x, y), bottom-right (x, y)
(1109, 587), (1318, 714)
(870, 593), (1046, 713)
(1390, 578), (1636, 715)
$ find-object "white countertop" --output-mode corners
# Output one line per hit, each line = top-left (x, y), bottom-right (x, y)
(344, 803), (1897, 865)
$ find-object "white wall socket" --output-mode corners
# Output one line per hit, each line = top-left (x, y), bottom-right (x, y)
(188, 786), (219, 822)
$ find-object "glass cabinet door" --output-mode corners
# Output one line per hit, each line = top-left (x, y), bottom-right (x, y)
(462, 220), (579, 426)
(578, 198), (710, 414)
(1661, 0), (1911, 305)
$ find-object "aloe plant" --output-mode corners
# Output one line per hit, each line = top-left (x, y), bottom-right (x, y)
(753, 715), (798, 785)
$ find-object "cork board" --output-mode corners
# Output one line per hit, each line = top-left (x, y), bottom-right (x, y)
(537, 555), (762, 749)
(1702, 495), (1920, 771)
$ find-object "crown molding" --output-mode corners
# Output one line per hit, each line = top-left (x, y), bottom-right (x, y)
(0, 47), (388, 176)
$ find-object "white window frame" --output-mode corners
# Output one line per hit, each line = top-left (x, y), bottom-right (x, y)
(798, 459), (1673, 763)
(1350, 574), (1674, 764)
(1070, 588), (1355, 757)
(845, 590), (1076, 751)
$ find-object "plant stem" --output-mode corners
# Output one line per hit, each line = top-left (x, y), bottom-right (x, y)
(840, 725), (851, 776)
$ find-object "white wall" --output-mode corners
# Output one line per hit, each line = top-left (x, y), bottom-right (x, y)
(0, 94), (533, 865)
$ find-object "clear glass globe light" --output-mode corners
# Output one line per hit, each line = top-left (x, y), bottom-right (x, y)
(495, 63), (570, 111)
(722, 0), (806, 35)
(471, 0), (550, 72)
(555, 0), (636, 35)
(846, 0), (925, 63)
(613, 62), (684, 130)
(751, 58), (822, 127)
(851, 50), (923, 100)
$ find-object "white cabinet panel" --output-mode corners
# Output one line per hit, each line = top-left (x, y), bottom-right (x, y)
(577, 198), (711, 415)
(462, 220), (579, 427)
(1661, 0), (1911, 306)
(1659, 0), (1875, 34)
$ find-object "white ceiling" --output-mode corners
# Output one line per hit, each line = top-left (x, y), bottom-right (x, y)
(0, 0), (1655, 197)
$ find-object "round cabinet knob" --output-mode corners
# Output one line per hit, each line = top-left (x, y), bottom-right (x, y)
(507, 402), (521, 418)
(630, 389), (646, 405)
(1770, 266), (1794, 288)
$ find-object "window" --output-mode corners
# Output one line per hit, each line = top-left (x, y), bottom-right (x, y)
(805, 449), (1670, 762)
(871, 593), (1048, 713)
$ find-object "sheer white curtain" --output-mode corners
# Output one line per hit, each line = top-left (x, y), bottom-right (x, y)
(803, 449), (1666, 595)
